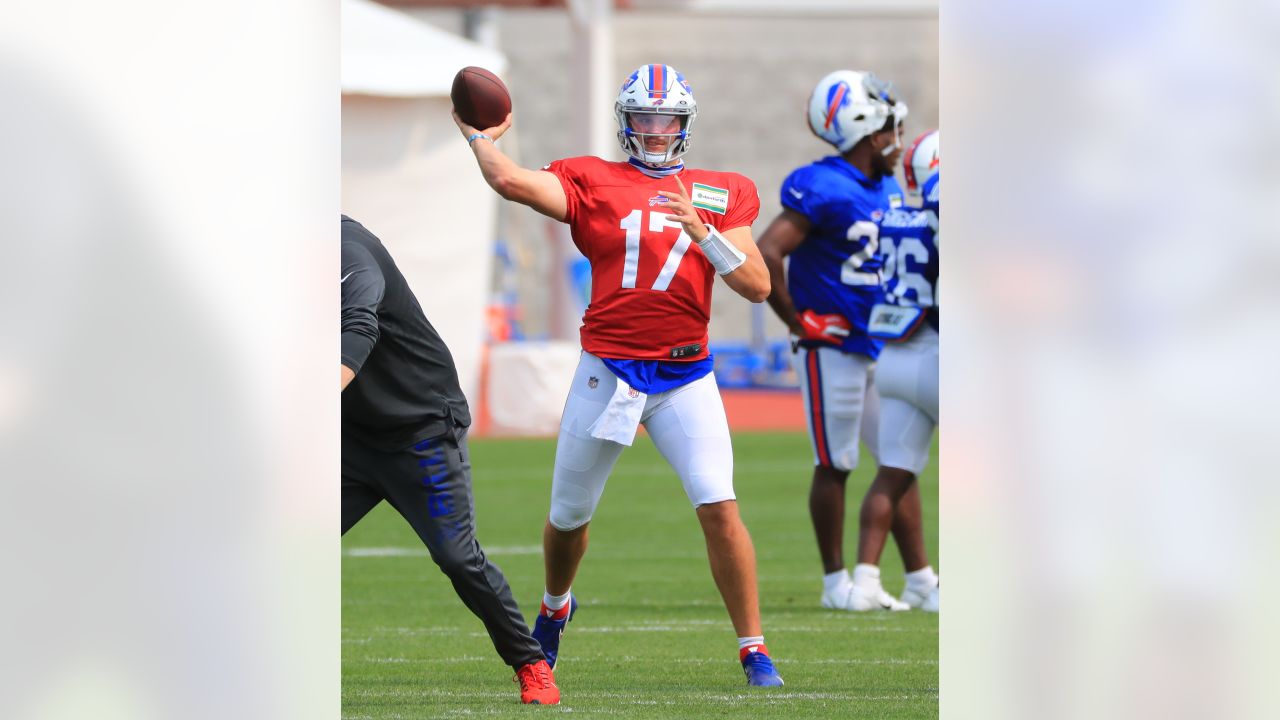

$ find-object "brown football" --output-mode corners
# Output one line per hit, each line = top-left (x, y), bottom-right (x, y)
(451, 66), (512, 130)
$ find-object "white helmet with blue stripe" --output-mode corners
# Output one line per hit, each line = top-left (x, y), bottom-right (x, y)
(615, 64), (697, 165)
(807, 70), (908, 153)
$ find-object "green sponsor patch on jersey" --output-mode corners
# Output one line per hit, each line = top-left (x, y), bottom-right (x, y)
(691, 182), (729, 214)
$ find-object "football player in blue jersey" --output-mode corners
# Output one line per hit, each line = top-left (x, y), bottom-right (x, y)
(758, 70), (911, 611)
(859, 130), (940, 612)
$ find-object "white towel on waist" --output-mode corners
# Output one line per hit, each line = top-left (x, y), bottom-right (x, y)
(587, 381), (647, 445)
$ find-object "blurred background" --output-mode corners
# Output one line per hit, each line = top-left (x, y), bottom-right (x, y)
(341, 0), (938, 435)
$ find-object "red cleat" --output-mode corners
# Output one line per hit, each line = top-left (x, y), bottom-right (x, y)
(514, 659), (560, 705)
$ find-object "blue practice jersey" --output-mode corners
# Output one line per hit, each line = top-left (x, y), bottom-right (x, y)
(878, 172), (939, 311)
(782, 155), (903, 358)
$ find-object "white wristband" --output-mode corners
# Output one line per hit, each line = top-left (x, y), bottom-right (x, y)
(696, 226), (747, 276)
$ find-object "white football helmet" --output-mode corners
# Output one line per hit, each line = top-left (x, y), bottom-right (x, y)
(807, 70), (908, 154)
(615, 64), (697, 165)
(903, 129), (939, 192)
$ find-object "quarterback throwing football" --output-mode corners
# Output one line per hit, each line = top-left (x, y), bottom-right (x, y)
(453, 64), (784, 687)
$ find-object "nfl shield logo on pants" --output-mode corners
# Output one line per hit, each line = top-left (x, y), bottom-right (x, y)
(588, 376), (598, 389)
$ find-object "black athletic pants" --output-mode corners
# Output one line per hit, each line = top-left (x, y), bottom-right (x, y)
(342, 422), (543, 669)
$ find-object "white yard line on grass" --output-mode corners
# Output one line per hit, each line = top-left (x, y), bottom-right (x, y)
(575, 623), (932, 634)
(702, 691), (932, 702)
(343, 545), (542, 557)
(357, 687), (863, 701)
(354, 687), (928, 704)
(348, 620), (934, 640)
(378, 654), (936, 666)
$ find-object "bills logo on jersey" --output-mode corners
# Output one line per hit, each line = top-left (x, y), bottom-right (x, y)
(648, 195), (669, 207)
(871, 209), (884, 221)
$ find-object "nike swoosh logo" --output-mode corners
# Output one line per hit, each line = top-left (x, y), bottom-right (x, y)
(340, 272), (354, 283)
(788, 187), (804, 199)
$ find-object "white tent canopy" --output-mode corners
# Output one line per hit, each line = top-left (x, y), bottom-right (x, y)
(341, 0), (507, 97)
(341, 0), (509, 412)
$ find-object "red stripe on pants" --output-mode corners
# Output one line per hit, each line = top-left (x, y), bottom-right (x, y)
(807, 350), (831, 466)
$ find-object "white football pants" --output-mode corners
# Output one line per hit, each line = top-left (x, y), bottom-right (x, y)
(547, 352), (736, 531)
(875, 325), (938, 475)
(791, 345), (880, 472)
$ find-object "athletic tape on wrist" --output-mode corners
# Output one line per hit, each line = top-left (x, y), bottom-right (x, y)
(697, 226), (747, 275)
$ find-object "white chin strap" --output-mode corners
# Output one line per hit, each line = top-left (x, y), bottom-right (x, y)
(881, 105), (908, 157)
(881, 123), (902, 157)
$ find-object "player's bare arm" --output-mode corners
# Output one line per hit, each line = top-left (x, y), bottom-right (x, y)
(341, 363), (356, 391)
(452, 111), (567, 222)
(757, 208), (811, 334)
(658, 175), (770, 303)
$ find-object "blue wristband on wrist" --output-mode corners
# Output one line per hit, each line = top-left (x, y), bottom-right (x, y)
(467, 132), (491, 145)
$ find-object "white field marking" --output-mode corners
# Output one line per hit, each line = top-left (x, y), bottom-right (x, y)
(700, 692), (931, 702)
(364, 686), (883, 702)
(787, 657), (938, 665)
(379, 689), (930, 704)
(366, 653), (494, 666)
(347, 620), (933, 641)
(343, 545), (541, 558)
(479, 459), (809, 482)
(387, 653), (936, 667)
(585, 656), (936, 666)
(350, 687), (624, 711)
(342, 626), (465, 639)
(573, 623), (933, 634)
(343, 547), (425, 557)
(634, 617), (725, 625)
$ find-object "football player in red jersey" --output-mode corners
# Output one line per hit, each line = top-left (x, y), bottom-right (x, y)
(454, 64), (783, 687)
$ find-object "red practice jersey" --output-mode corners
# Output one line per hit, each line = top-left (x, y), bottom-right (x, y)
(544, 157), (760, 361)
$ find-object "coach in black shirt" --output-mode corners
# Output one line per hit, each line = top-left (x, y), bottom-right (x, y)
(340, 215), (558, 704)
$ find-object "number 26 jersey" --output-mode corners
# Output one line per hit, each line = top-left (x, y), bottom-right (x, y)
(879, 172), (939, 310)
(544, 156), (760, 361)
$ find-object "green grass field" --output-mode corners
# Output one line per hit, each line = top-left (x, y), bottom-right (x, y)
(342, 430), (938, 719)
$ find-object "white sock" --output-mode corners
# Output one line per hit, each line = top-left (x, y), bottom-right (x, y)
(823, 568), (851, 594)
(905, 566), (938, 590)
(852, 563), (882, 588)
(542, 589), (571, 611)
(737, 635), (766, 652)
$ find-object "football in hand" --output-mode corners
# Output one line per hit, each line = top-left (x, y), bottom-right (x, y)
(451, 67), (511, 130)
